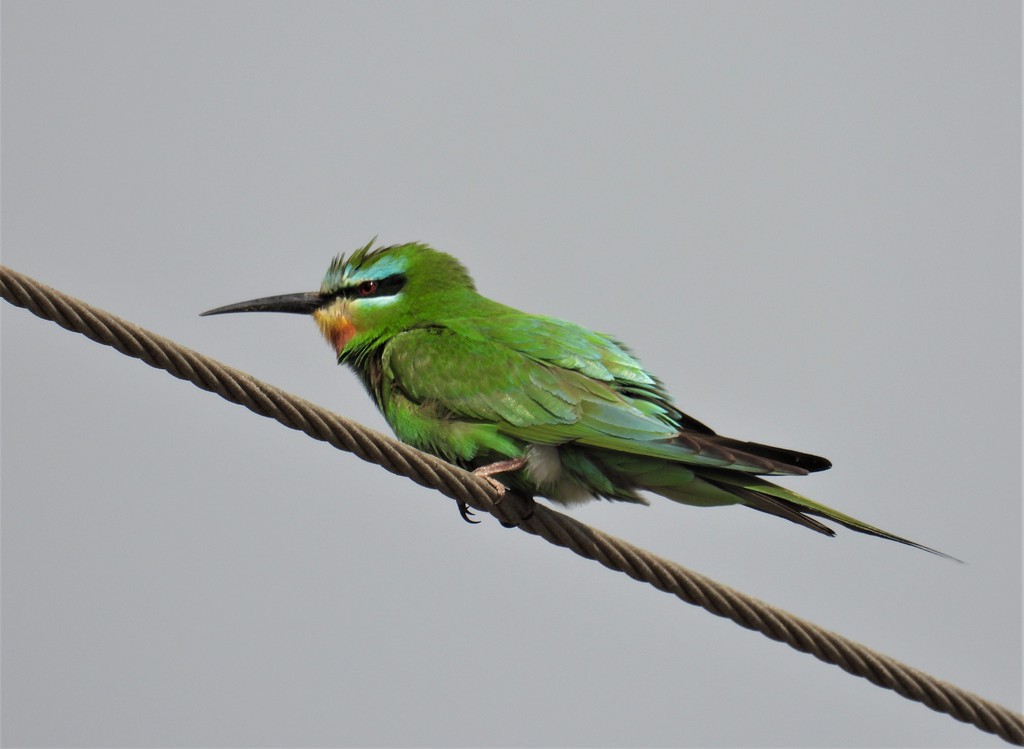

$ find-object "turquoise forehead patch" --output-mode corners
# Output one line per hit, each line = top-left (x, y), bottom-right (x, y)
(321, 251), (408, 291)
(347, 254), (408, 282)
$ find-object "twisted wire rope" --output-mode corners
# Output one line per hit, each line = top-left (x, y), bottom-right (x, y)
(3, 264), (1021, 746)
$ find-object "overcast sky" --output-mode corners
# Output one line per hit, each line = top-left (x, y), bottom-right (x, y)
(2, 2), (1020, 747)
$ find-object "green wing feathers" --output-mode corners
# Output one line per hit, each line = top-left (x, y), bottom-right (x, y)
(383, 316), (827, 474)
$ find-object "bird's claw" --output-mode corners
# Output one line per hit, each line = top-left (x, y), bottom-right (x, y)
(498, 499), (536, 528)
(457, 501), (480, 524)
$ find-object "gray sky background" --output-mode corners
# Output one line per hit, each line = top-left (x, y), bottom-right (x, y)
(2, 2), (1020, 747)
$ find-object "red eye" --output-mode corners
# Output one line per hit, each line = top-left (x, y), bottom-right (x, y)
(358, 280), (378, 296)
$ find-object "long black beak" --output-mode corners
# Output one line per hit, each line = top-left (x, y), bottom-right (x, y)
(201, 291), (325, 317)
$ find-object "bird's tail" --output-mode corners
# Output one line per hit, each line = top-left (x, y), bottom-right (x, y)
(702, 469), (962, 562)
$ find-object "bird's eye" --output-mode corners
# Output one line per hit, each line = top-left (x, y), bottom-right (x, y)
(341, 274), (405, 300)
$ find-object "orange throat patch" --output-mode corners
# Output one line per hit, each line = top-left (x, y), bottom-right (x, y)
(314, 307), (358, 355)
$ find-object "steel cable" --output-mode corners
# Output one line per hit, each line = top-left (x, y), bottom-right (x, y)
(3, 264), (1021, 746)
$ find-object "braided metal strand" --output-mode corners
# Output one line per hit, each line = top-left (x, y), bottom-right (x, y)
(3, 264), (1021, 746)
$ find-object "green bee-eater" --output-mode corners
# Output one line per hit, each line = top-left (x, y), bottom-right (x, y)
(204, 240), (951, 558)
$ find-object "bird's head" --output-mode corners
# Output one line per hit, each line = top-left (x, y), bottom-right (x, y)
(201, 240), (476, 362)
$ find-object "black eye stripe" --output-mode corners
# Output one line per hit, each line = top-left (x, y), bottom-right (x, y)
(329, 273), (406, 301)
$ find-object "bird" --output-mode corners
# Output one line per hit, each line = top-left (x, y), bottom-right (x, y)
(203, 239), (954, 559)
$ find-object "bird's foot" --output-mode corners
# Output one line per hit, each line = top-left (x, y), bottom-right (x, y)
(454, 458), (528, 524)
(472, 457), (528, 506)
